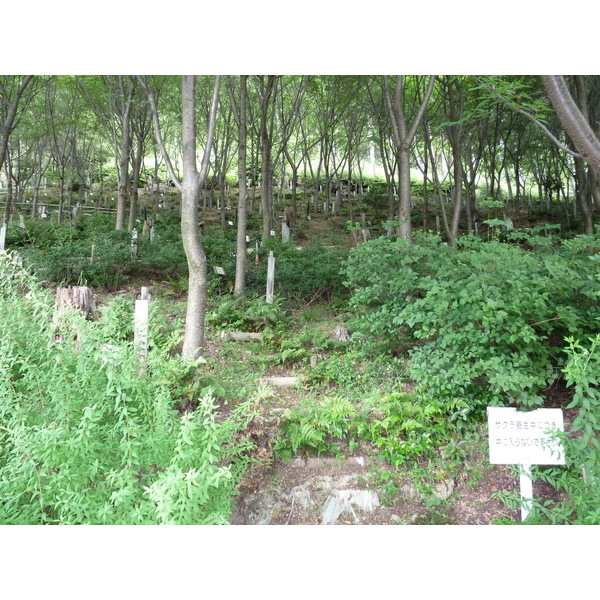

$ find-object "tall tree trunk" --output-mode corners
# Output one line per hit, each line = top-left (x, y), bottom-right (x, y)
(128, 138), (144, 231)
(258, 76), (277, 239)
(180, 76), (220, 357)
(446, 77), (464, 250)
(227, 75), (248, 295)
(542, 75), (600, 174)
(0, 76), (33, 174)
(116, 77), (136, 230)
(383, 75), (436, 243)
(140, 75), (220, 358)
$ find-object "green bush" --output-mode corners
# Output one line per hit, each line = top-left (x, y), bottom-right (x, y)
(344, 232), (600, 410)
(496, 335), (600, 524)
(0, 253), (255, 524)
(273, 391), (462, 465)
(248, 239), (348, 303)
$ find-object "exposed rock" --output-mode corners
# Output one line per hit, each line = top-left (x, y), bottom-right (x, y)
(433, 479), (455, 501)
(321, 489), (380, 525)
(259, 376), (299, 388)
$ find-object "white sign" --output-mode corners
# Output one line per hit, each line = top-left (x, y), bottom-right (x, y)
(213, 266), (225, 276)
(487, 407), (565, 465)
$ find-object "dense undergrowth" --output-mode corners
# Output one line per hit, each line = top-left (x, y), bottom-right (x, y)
(345, 231), (600, 411)
(0, 252), (260, 524)
(2, 208), (600, 524)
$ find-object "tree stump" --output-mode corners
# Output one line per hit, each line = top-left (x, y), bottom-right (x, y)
(55, 286), (96, 319)
(334, 326), (350, 343)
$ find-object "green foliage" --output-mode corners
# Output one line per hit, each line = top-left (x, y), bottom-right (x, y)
(11, 216), (134, 288)
(273, 390), (459, 466)
(353, 392), (460, 466)
(478, 198), (505, 212)
(505, 335), (600, 524)
(410, 180), (435, 198)
(345, 232), (600, 410)
(249, 240), (348, 303)
(206, 294), (286, 332)
(274, 395), (356, 459)
(266, 325), (335, 366)
(0, 253), (256, 524)
(303, 345), (405, 392)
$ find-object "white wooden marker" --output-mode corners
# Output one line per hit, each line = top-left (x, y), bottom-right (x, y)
(0, 223), (6, 251)
(134, 286), (150, 371)
(266, 251), (275, 304)
(487, 406), (565, 521)
(213, 266), (225, 276)
(131, 229), (138, 258)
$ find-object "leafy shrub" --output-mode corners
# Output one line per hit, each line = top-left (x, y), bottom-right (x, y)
(500, 335), (600, 524)
(247, 239), (348, 303)
(344, 232), (600, 410)
(206, 294), (286, 331)
(273, 390), (462, 465)
(0, 253), (255, 524)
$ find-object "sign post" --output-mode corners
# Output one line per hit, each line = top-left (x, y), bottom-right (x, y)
(134, 287), (150, 373)
(487, 406), (565, 521)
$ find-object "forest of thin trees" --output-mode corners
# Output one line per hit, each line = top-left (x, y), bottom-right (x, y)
(2, 74), (600, 358)
(2, 75), (599, 235)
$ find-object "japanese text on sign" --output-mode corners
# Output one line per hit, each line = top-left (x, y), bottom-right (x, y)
(487, 407), (565, 465)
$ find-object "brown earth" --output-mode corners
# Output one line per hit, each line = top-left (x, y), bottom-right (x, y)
(225, 376), (574, 526)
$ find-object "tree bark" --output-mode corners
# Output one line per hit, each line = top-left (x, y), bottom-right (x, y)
(180, 76), (220, 357)
(140, 75), (220, 359)
(257, 76), (278, 239)
(0, 76), (34, 177)
(383, 75), (436, 242)
(115, 77), (136, 230)
(226, 75), (248, 296)
(541, 75), (600, 174)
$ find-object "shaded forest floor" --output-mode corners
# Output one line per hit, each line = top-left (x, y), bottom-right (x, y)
(206, 326), (574, 526)
(98, 204), (579, 526)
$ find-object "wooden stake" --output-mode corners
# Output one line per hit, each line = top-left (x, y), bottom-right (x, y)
(266, 251), (275, 304)
(519, 464), (533, 522)
(135, 287), (150, 371)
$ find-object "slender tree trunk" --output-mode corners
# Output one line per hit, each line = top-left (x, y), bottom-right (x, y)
(542, 75), (600, 174)
(446, 78), (464, 249)
(179, 76), (220, 357)
(383, 75), (436, 243)
(128, 139), (144, 231)
(0, 76), (33, 174)
(228, 75), (248, 295)
(116, 103), (131, 230)
(140, 74), (220, 358)
(116, 77), (136, 230)
(258, 76), (277, 239)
